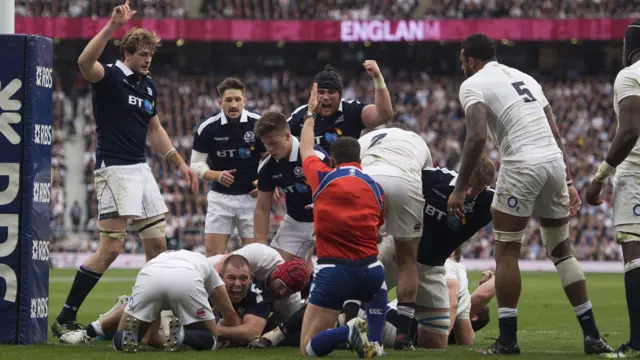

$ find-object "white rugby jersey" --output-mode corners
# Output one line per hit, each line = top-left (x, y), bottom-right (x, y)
(145, 250), (224, 295)
(613, 61), (640, 174)
(358, 128), (431, 181)
(445, 259), (469, 301)
(459, 61), (562, 164)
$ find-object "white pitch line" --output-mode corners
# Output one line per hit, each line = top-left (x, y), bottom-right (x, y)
(50, 276), (136, 283)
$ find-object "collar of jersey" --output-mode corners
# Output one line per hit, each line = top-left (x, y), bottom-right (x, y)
(287, 137), (300, 162)
(220, 110), (249, 125)
(336, 162), (362, 170)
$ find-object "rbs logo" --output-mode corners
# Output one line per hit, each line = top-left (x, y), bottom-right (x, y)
(0, 78), (23, 304)
(36, 66), (52, 89)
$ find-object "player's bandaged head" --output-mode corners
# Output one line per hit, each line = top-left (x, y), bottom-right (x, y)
(272, 258), (310, 293)
(119, 27), (161, 58)
(314, 65), (343, 94)
(624, 20), (640, 67)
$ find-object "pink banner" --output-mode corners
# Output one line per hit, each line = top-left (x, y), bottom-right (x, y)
(14, 17), (635, 42)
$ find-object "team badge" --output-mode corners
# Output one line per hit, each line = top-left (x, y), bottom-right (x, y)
(147, 87), (153, 96)
(244, 131), (256, 143)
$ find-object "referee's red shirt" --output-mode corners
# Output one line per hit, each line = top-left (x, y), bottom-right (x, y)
(302, 156), (384, 261)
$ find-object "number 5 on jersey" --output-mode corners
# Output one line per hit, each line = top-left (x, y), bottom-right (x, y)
(369, 133), (387, 148)
(511, 81), (537, 103)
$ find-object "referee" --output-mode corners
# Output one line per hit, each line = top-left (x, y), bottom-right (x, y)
(51, 0), (198, 339)
(288, 61), (393, 153)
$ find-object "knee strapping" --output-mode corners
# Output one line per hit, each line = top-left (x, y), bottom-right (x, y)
(100, 228), (127, 240)
(555, 257), (585, 287)
(416, 311), (450, 335)
(494, 230), (524, 243)
(131, 215), (166, 240)
(540, 225), (569, 256)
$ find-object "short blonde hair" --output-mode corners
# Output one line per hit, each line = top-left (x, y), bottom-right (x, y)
(120, 27), (161, 58)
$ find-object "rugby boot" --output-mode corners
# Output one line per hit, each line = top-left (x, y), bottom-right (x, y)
(347, 318), (376, 359)
(248, 337), (274, 348)
(393, 333), (415, 350)
(480, 338), (521, 355)
(585, 335), (614, 355)
(120, 316), (140, 353)
(372, 342), (386, 356)
(600, 343), (640, 358)
(59, 329), (92, 344)
(98, 295), (129, 321)
(51, 319), (84, 338)
(165, 317), (185, 352)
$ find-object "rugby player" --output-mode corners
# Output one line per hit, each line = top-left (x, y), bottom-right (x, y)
(357, 124), (431, 350)
(52, 0), (199, 338)
(253, 112), (329, 261)
(288, 61), (393, 154)
(298, 83), (386, 359)
(451, 33), (611, 355)
(585, 20), (640, 359)
(190, 77), (266, 256)
(115, 250), (238, 353)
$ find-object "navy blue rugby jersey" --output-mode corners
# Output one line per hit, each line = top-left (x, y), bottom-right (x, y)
(192, 110), (266, 195)
(418, 167), (494, 266)
(257, 137), (329, 223)
(92, 60), (158, 168)
(288, 100), (367, 153)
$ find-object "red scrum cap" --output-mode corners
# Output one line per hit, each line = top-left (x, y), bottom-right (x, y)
(272, 258), (310, 293)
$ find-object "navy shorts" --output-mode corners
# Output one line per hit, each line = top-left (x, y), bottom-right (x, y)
(309, 259), (385, 311)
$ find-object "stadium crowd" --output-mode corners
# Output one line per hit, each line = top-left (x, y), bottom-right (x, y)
(15, 0), (635, 19)
(45, 60), (621, 261)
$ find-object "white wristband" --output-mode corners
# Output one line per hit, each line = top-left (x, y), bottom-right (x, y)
(594, 160), (616, 183)
(373, 75), (386, 89)
(164, 148), (177, 159)
(218, 171), (226, 182)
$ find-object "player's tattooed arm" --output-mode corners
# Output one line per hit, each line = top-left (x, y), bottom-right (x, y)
(454, 103), (488, 193)
(543, 105), (572, 184)
(605, 96), (640, 166)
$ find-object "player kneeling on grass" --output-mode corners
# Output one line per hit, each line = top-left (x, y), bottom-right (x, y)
(91, 250), (238, 352)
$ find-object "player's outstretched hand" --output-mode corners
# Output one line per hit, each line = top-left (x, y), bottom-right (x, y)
(585, 181), (605, 207)
(273, 187), (282, 202)
(567, 185), (581, 216)
(447, 189), (466, 219)
(111, 0), (136, 26)
(218, 169), (236, 187)
(180, 163), (199, 193)
(308, 83), (318, 114)
(363, 60), (381, 78)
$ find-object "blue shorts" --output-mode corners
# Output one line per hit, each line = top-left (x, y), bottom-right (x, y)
(309, 259), (385, 311)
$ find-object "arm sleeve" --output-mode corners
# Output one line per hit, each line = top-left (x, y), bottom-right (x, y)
(615, 69), (640, 103)
(459, 79), (485, 113)
(91, 62), (116, 88)
(192, 125), (211, 154)
(533, 79), (549, 108)
(445, 261), (458, 280)
(302, 156), (332, 192)
(204, 269), (225, 295)
(190, 150), (210, 180)
(351, 100), (367, 130)
(257, 158), (275, 192)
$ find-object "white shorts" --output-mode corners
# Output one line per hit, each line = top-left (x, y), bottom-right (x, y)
(492, 158), (569, 219)
(378, 237), (448, 309)
(205, 191), (256, 238)
(125, 267), (215, 325)
(94, 163), (168, 220)
(269, 215), (315, 258)
(367, 174), (424, 239)
(456, 289), (471, 320)
(613, 173), (640, 235)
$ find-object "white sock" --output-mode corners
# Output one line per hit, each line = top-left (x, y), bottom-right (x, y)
(263, 327), (286, 345)
(573, 301), (592, 316)
(305, 341), (317, 357)
(498, 307), (518, 319)
(91, 320), (105, 336)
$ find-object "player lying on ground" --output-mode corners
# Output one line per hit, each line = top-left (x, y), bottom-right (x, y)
(60, 254), (272, 348)
(356, 123), (431, 350)
(253, 111), (329, 262)
(116, 250), (237, 353)
(53, 0), (199, 338)
(297, 83), (387, 360)
(585, 20), (640, 359)
(190, 77), (267, 256)
(451, 33), (611, 355)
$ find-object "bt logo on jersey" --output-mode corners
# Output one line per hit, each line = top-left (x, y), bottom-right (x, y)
(425, 204), (447, 220)
(217, 148), (253, 158)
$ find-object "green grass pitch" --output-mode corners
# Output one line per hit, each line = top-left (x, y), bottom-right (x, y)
(0, 269), (630, 359)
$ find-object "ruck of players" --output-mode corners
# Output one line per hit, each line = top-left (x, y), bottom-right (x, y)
(54, 1), (640, 358)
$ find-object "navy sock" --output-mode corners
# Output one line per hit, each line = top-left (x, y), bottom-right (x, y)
(57, 265), (102, 324)
(365, 287), (388, 343)
(308, 326), (350, 356)
(626, 266), (640, 349)
(395, 302), (415, 337)
(183, 330), (216, 351)
(577, 308), (600, 339)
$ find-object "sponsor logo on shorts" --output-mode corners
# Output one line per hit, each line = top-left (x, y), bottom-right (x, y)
(634, 205), (640, 217)
(128, 296), (135, 311)
(196, 307), (206, 318)
(413, 223), (422, 231)
(507, 196), (519, 211)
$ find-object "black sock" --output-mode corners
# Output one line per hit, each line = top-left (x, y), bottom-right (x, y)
(183, 330), (216, 351)
(577, 308), (600, 339)
(498, 317), (517, 344)
(626, 266), (640, 349)
(343, 301), (361, 324)
(86, 323), (98, 338)
(57, 265), (102, 324)
(395, 302), (415, 337)
(281, 303), (307, 336)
